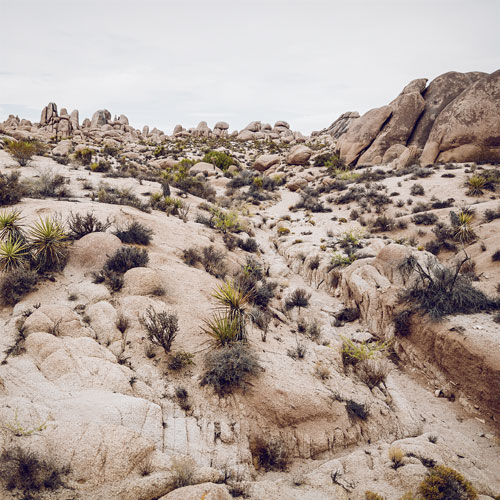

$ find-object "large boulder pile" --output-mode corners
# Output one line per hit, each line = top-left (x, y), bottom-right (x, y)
(337, 69), (500, 166)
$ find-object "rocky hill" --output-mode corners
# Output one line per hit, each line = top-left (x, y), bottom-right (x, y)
(0, 91), (499, 500)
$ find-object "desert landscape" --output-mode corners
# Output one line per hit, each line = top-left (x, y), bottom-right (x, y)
(0, 65), (499, 500)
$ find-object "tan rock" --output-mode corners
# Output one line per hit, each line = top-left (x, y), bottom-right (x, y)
(123, 267), (165, 296)
(286, 145), (312, 165)
(67, 232), (122, 273)
(253, 154), (281, 172)
(159, 483), (232, 500)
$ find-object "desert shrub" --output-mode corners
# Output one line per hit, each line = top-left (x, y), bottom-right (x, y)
(5, 139), (36, 166)
(291, 191), (331, 213)
(169, 456), (195, 489)
(388, 446), (405, 469)
(331, 251), (356, 269)
(102, 144), (119, 157)
(0, 209), (25, 242)
(0, 446), (68, 493)
(287, 339), (307, 359)
(254, 437), (290, 471)
(341, 336), (390, 366)
(222, 232), (239, 250)
(74, 147), (93, 165)
(201, 245), (226, 278)
(210, 207), (241, 233)
(418, 465), (477, 500)
(172, 175), (216, 202)
(410, 183), (425, 196)
(202, 312), (240, 347)
(450, 210), (476, 244)
(182, 246), (201, 266)
(113, 221), (153, 245)
(168, 351), (194, 371)
(277, 226), (290, 235)
(394, 310), (412, 336)
(334, 307), (360, 323)
(346, 399), (369, 420)
(142, 306), (179, 353)
(284, 288), (310, 311)
(67, 211), (112, 240)
(27, 170), (70, 198)
(202, 151), (236, 170)
(365, 492), (385, 500)
(0, 235), (29, 272)
(29, 216), (68, 271)
(252, 281), (277, 308)
(200, 344), (260, 395)
(0, 172), (24, 206)
(97, 185), (150, 212)
(104, 246), (149, 273)
(492, 250), (500, 262)
(483, 204), (500, 222)
(357, 358), (390, 389)
(431, 198), (454, 209)
(238, 237), (258, 253)
(372, 215), (395, 232)
(399, 255), (498, 319)
(413, 212), (438, 225)
(0, 268), (38, 305)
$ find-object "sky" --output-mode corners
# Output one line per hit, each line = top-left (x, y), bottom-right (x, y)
(0, 0), (499, 135)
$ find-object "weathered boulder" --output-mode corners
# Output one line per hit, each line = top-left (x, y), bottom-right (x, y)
(236, 130), (254, 141)
(286, 145), (312, 165)
(189, 161), (220, 176)
(91, 109), (111, 128)
(408, 71), (486, 149)
(123, 267), (165, 296)
(316, 111), (360, 139)
(67, 232), (122, 273)
(420, 69), (500, 165)
(40, 102), (58, 127)
(244, 121), (261, 132)
(338, 106), (392, 166)
(357, 81), (426, 165)
(70, 109), (80, 130)
(253, 154), (281, 172)
(52, 139), (72, 156)
(382, 144), (408, 164)
(214, 121), (229, 130)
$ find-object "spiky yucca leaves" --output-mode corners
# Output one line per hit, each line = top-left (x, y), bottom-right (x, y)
(212, 280), (252, 342)
(453, 210), (476, 244)
(466, 175), (485, 196)
(0, 209), (25, 242)
(201, 311), (240, 347)
(0, 237), (29, 271)
(29, 217), (68, 271)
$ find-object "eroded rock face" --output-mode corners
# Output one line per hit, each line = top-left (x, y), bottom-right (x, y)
(317, 111), (360, 139)
(338, 106), (393, 166)
(408, 71), (486, 149)
(91, 109), (111, 128)
(420, 69), (500, 165)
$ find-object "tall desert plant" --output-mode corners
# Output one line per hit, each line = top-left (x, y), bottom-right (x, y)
(29, 216), (68, 271)
(0, 209), (25, 242)
(0, 237), (29, 272)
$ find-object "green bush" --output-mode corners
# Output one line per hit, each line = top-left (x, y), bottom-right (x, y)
(418, 465), (477, 500)
(284, 288), (310, 311)
(29, 216), (68, 271)
(202, 151), (236, 171)
(5, 139), (36, 166)
(74, 147), (93, 165)
(254, 437), (290, 471)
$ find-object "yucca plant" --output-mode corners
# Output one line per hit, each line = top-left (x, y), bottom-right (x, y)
(0, 237), (29, 271)
(466, 175), (485, 196)
(201, 311), (239, 347)
(453, 210), (476, 243)
(0, 209), (25, 242)
(212, 280), (252, 341)
(29, 216), (68, 271)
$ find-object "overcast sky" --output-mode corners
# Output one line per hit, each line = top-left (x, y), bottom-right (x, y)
(1, 0), (499, 134)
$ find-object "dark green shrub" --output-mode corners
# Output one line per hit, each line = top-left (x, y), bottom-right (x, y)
(285, 288), (310, 310)
(492, 250), (500, 262)
(201, 245), (226, 278)
(410, 183), (425, 196)
(113, 221), (153, 245)
(104, 246), (149, 274)
(399, 255), (499, 319)
(394, 310), (412, 336)
(0, 446), (68, 493)
(67, 211), (112, 240)
(200, 344), (260, 396)
(346, 400), (369, 420)
(254, 437), (290, 471)
(74, 147), (93, 165)
(0, 172), (24, 206)
(142, 306), (179, 353)
(418, 465), (477, 500)
(168, 351), (195, 371)
(413, 213), (438, 225)
(182, 247), (201, 266)
(238, 237), (258, 253)
(372, 215), (395, 232)
(0, 268), (38, 305)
